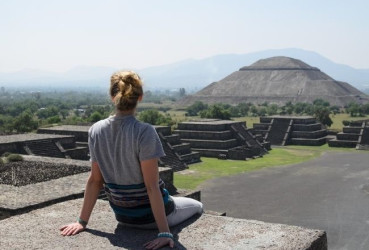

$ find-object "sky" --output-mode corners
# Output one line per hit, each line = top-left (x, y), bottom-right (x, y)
(1, 0), (368, 73)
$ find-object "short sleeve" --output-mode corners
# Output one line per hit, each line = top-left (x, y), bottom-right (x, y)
(88, 126), (97, 162)
(138, 125), (165, 161)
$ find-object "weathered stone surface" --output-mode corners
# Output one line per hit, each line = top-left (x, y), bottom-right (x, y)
(178, 56), (369, 107)
(0, 199), (327, 250)
(0, 156), (173, 218)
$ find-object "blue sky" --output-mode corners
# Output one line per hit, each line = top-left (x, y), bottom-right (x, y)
(1, 0), (368, 72)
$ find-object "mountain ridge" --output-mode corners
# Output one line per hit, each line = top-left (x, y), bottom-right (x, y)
(0, 48), (368, 91)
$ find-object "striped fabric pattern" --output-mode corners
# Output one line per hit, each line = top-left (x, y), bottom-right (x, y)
(104, 179), (171, 219)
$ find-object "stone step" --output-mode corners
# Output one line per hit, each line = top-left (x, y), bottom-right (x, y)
(253, 123), (270, 130)
(181, 138), (239, 149)
(336, 132), (360, 141)
(163, 134), (181, 145)
(343, 127), (362, 134)
(154, 126), (172, 136)
(292, 123), (322, 131)
(172, 143), (192, 154)
(191, 148), (228, 158)
(179, 152), (201, 164)
(290, 137), (327, 146)
(174, 130), (233, 140)
(291, 129), (327, 139)
(328, 139), (357, 148)
(177, 121), (243, 131)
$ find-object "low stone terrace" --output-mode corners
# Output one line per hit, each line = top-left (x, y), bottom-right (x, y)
(0, 155), (184, 220)
(37, 125), (197, 171)
(253, 116), (327, 146)
(0, 198), (327, 250)
(155, 126), (201, 171)
(38, 125), (91, 142)
(175, 119), (270, 160)
(328, 120), (369, 149)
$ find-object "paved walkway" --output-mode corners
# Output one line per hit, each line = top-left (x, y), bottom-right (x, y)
(201, 151), (369, 250)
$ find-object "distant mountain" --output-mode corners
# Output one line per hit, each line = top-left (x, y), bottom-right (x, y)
(138, 48), (369, 91)
(0, 48), (368, 91)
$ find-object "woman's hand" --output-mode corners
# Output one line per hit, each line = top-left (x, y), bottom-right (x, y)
(59, 222), (85, 236)
(143, 237), (174, 249)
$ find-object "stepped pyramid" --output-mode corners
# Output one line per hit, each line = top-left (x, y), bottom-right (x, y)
(179, 56), (369, 107)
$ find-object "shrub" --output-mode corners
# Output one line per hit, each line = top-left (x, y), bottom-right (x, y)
(0, 157), (4, 165)
(2, 152), (11, 157)
(342, 120), (350, 126)
(7, 154), (24, 162)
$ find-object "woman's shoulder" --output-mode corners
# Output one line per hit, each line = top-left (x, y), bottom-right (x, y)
(89, 117), (111, 134)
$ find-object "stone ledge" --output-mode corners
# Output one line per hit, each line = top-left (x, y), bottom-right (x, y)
(0, 199), (327, 250)
(0, 156), (173, 219)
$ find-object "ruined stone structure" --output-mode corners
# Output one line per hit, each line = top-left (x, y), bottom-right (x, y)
(0, 155), (200, 220)
(174, 119), (270, 159)
(178, 56), (369, 107)
(0, 134), (89, 160)
(155, 126), (201, 171)
(328, 120), (369, 149)
(27, 125), (200, 171)
(252, 116), (328, 146)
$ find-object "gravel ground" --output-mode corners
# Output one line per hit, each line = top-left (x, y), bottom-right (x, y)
(0, 161), (90, 186)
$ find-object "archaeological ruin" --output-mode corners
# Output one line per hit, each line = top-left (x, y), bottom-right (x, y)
(178, 56), (369, 107)
(252, 116), (328, 146)
(175, 119), (270, 159)
(328, 119), (369, 149)
(0, 125), (201, 172)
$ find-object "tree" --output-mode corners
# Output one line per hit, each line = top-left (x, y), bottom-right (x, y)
(89, 111), (103, 123)
(346, 102), (363, 117)
(186, 101), (208, 116)
(313, 99), (330, 107)
(237, 103), (250, 116)
(12, 111), (38, 133)
(199, 104), (231, 120)
(179, 88), (186, 97)
(267, 104), (278, 116)
(314, 107), (333, 127)
(138, 109), (174, 126)
(257, 107), (267, 117)
(47, 115), (61, 124)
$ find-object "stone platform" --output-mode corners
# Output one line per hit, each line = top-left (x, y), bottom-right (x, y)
(175, 119), (270, 159)
(0, 198), (327, 250)
(253, 116), (327, 146)
(0, 156), (176, 220)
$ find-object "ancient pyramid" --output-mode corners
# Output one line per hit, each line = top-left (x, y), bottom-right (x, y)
(179, 56), (369, 107)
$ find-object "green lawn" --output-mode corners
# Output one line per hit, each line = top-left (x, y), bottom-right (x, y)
(174, 146), (321, 190)
(329, 113), (369, 131)
(173, 145), (364, 190)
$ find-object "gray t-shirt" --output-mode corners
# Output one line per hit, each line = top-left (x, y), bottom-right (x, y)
(88, 114), (165, 185)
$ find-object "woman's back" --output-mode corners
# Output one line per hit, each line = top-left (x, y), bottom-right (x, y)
(88, 114), (164, 185)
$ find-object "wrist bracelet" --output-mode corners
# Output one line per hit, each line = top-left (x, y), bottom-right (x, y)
(157, 232), (173, 239)
(77, 217), (88, 228)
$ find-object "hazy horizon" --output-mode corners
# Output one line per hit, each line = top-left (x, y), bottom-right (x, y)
(1, 0), (369, 73)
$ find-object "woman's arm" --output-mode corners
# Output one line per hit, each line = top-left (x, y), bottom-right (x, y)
(141, 158), (174, 249)
(60, 161), (104, 236)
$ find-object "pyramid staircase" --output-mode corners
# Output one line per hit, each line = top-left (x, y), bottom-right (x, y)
(155, 126), (201, 172)
(253, 116), (327, 146)
(328, 120), (369, 149)
(23, 139), (67, 158)
(174, 120), (270, 160)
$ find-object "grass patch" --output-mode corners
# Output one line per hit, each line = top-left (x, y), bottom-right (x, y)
(174, 145), (369, 190)
(232, 116), (260, 128)
(329, 113), (369, 131)
(174, 147), (321, 190)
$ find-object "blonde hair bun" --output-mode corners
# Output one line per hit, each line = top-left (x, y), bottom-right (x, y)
(110, 71), (143, 111)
